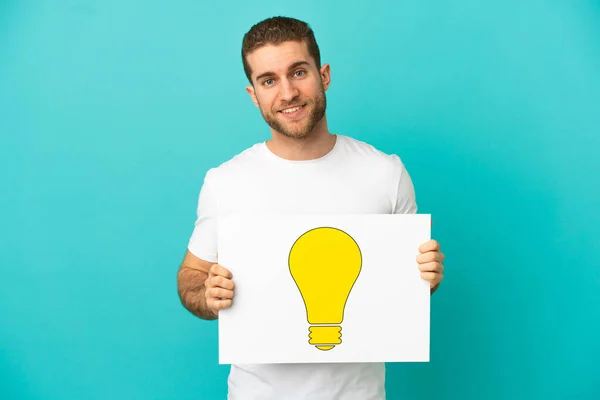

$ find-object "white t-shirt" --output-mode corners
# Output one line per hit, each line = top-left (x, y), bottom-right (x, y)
(188, 134), (418, 400)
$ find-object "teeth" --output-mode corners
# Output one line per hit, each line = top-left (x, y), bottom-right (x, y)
(281, 105), (302, 114)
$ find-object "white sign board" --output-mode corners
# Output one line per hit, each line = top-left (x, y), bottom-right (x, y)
(217, 214), (431, 364)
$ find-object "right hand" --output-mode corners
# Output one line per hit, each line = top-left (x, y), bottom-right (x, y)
(204, 263), (234, 317)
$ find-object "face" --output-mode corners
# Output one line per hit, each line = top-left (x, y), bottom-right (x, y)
(245, 41), (331, 139)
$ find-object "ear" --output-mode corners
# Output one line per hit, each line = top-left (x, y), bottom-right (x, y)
(320, 63), (331, 91)
(246, 85), (259, 108)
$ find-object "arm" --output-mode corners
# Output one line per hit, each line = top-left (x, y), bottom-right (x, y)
(180, 170), (236, 319)
(391, 159), (445, 295)
(177, 250), (217, 320)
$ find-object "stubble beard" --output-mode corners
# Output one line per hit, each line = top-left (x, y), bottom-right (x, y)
(259, 87), (327, 140)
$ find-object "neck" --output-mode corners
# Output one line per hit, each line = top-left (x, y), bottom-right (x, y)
(266, 116), (336, 161)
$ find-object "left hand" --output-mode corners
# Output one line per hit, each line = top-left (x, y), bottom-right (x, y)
(417, 239), (445, 291)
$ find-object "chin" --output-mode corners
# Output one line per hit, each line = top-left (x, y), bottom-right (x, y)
(280, 126), (314, 139)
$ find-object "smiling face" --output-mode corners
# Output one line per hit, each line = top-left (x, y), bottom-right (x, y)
(245, 40), (331, 139)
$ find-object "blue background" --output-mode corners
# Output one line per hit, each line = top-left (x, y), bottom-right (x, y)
(1, 0), (599, 399)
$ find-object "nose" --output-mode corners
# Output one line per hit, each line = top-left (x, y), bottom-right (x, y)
(279, 78), (300, 103)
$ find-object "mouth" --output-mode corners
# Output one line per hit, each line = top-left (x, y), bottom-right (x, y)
(278, 104), (306, 119)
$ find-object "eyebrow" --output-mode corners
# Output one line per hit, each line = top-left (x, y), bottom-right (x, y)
(254, 61), (311, 83)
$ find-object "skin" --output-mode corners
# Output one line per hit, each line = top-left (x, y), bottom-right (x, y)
(177, 40), (445, 319)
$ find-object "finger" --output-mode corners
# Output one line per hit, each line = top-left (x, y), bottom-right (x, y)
(420, 271), (442, 283)
(206, 275), (235, 290)
(419, 239), (440, 254)
(209, 263), (233, 279)
(416, 251), (445, 264)
(206, 299), (222, 314)
(206, 287), (234, 300)
(209, 298), (232, 311)
(418, 261), (444, 273)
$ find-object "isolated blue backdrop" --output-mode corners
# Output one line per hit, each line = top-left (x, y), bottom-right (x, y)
(1, 1), (599, 399)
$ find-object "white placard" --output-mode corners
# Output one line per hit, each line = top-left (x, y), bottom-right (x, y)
(217, 214), (431, 364)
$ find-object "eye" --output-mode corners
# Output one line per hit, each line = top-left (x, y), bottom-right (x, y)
(294, 70), (305, 77)
(263, 78), (275, 86)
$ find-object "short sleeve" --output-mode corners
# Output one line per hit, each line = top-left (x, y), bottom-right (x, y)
(187, 170), (219, 263)
(393, 157), (418, 214)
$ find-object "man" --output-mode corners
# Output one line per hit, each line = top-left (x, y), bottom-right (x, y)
(177, 16), (445, 400)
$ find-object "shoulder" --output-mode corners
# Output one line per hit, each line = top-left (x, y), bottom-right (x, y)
(203, 142), (265, 183)
(339, 135), (406, 174)
(341, 136), (417, 212)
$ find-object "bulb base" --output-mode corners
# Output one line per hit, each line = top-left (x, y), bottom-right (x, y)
(316, 345), (335, 351)
(308, 325), (342, 351)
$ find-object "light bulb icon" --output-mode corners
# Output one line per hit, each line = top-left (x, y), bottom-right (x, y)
(289, 227), (362, 351)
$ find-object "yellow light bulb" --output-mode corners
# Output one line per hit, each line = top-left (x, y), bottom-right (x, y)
(288, 227), (362, 351)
